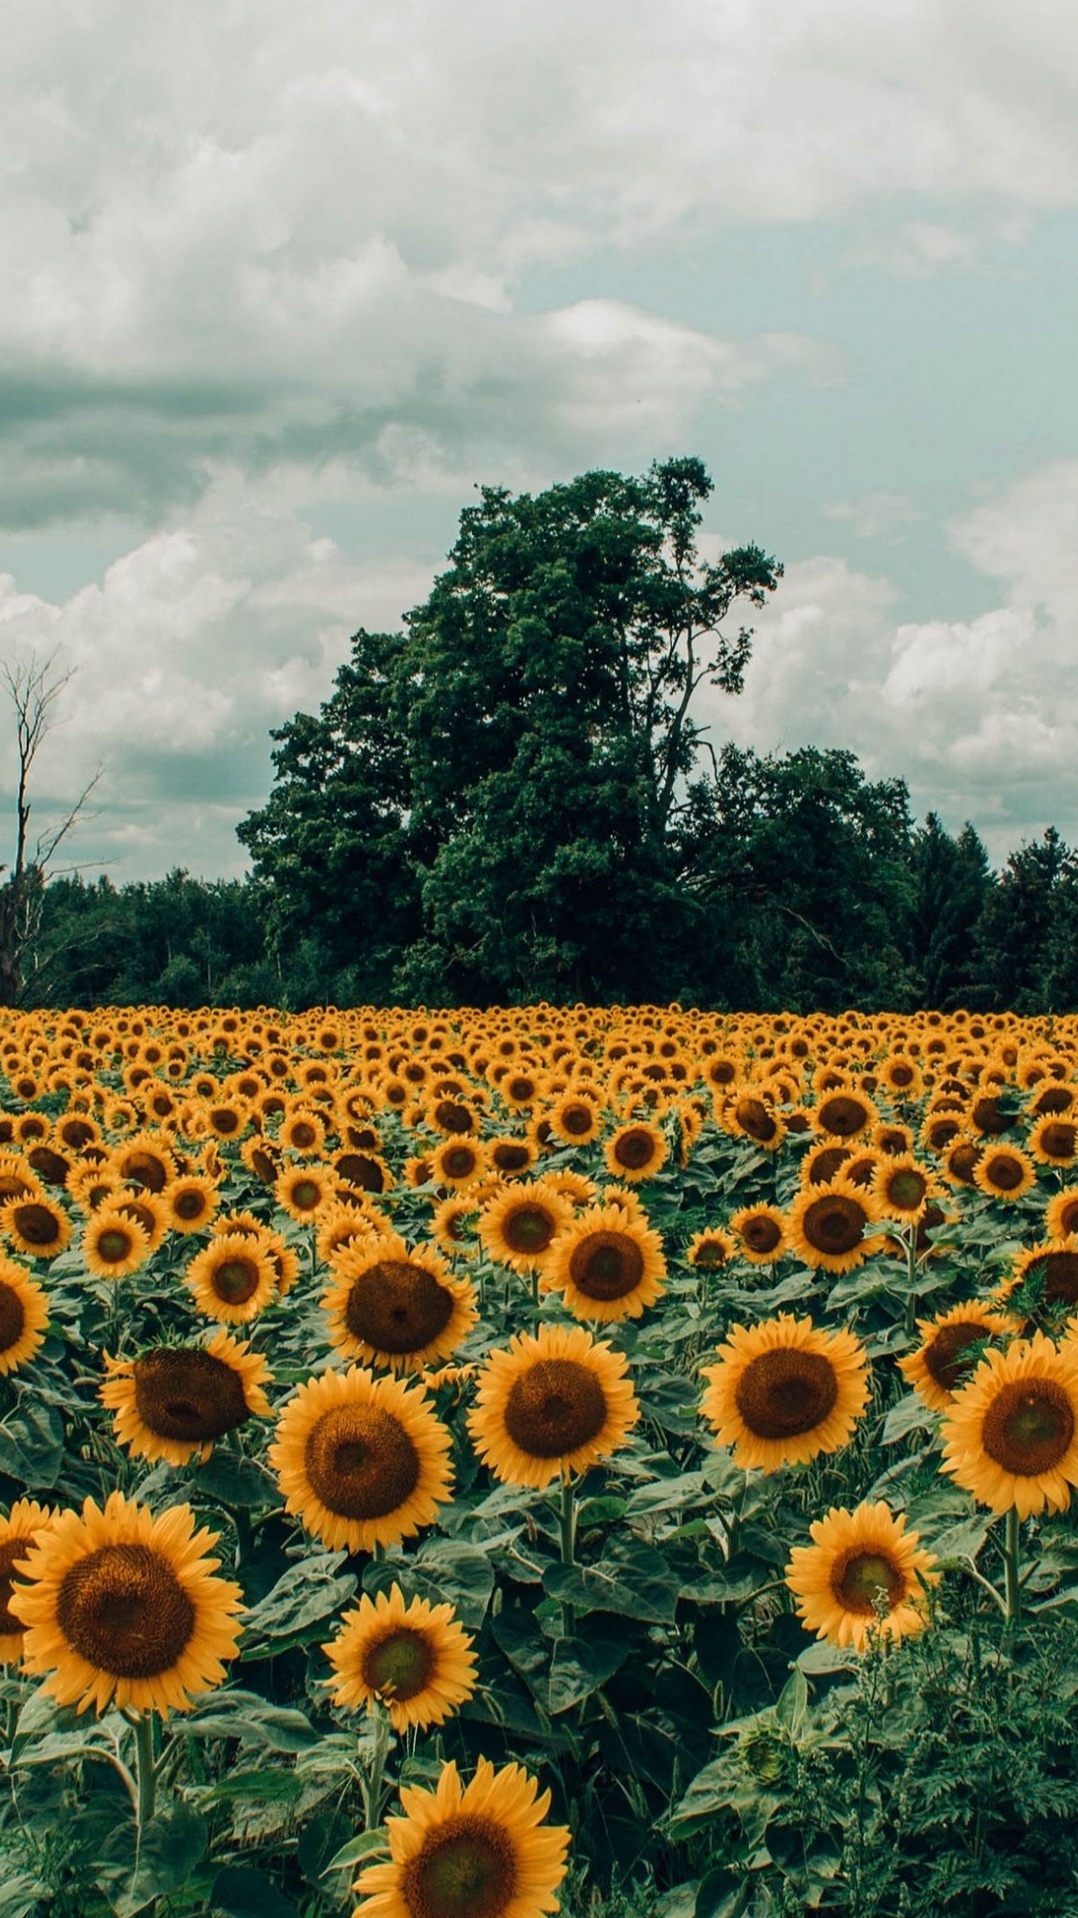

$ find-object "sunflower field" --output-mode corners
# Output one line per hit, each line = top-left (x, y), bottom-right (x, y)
(4, 1004), (1078, 1917)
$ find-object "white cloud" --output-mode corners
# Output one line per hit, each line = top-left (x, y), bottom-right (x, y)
(822, 491), (921, 539)
(703, 460), (1078, 861)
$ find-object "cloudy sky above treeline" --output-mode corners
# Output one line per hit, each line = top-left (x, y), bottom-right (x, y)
(3, 0), (1078, 881)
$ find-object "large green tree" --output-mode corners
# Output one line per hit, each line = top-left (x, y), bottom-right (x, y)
(239, 458), (783, 1003)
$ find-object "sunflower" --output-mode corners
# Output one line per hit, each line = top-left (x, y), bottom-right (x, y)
(601, 1118), (668, 1183)
(540, 1203), (666, 1322)
(686, 1227), (736, 1271)
(321, 1233), (479, 1373)
(940, 1134), (982, 1187)
(547, 1092), (603, 1147)
(898, 1301), (1017, 1412)
(279, 1107), (328, 1156)
(240, 1136), (281, 1186)
(275, 1162), (334, 1223)
(870, 1154), (943, 1221)
(1, 1194), (72, 1261)
(323, 1581), (478, 1732)
(700, 1315), (869, 1472)
(812, 1091), (877, 1141)
(787, 1178), (881, 1274)
(478, 1183), (574, 1275)
(1028, 1113), (1078, 1168)
(803, 1143), (851, 1187)
(100, 1329), (273, 1465)
(972, 1144), (1038, 1202)
(430, 1137), (488, 1190)
(335, 1149), (394, 1195)
(0, 1500), (56, 1661)
(1004, 1238), (1078, 1322)
(81, 1205), (153, 1281)
(940, 1333), (1078, 1516)
(160, 1173), (220, 1234)
(112, 1133), (177, 1194)
(268, 1366), (454, 1553)
(10, 1490), (243, 1716)
(785, 1502), (938, 1652)
(184, 1232), (279, 1325)
(1046, 1187), (1078, 1242)
(430, 1195), (479, 1259)
(354, 1756), (570, 1918)
(316, 1202), (381, 1268)
(116, 1190), (170, 1255)
(468, 1322), (638, 1491)
(0, 1253), (49, 1376)
(728, 1094), (785, 1152)
(727, 1202), (789, 1265)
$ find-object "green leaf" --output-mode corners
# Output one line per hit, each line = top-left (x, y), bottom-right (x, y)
(240, 1551), (356, 1651)
(695, 1865), (749, 1918)
(547, 1630), (630, 1713)
(0, 1401), (64, 1488)
(411, 1538), (496, 1631)
(931, 1514), (994, 1563)
(882, 1392), (935, 1444)
(544, 1536), (682, 1624)
(323, 1829), (392, 1875)
(174, 1688), (318, 1752)
(0, 1877), (49, 1918)
(774, 1667), (808, 1739)
(193, 1449), (278, 1508)
(104, 1800), (208, 1918)
(210, 1865), (301, 1917)
(197, 1765), (304, 1807)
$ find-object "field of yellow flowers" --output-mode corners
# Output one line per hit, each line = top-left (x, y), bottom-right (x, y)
(2, 1002), (1078, 1918)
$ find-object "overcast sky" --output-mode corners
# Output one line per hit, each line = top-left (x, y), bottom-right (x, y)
(3, 0), (1078, 881)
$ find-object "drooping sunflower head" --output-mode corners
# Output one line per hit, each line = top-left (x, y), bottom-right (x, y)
(729, 1094), (785, 1152)
(898, 1300), (1017, 1412)
(322, 1580), (478, 1732)
(701, 1314), (870, 1472)
(321, 1233), (479, 1373)
(184, 1232), (279, 1325)
(468, 1321), (639, 1491)
(268, 1366), (455, 1553)
(785, 1501), (939, 1652)
(10, 1489), (244, 1716)
(354, 1756), (570, 1918)
(100, 1329), (274, 1465)
(541, 1202), (667, 1322)
(478, 1182), (574, 1275)
(0, 1499), (57, 1661)
(940, 1332), (1078, 1517)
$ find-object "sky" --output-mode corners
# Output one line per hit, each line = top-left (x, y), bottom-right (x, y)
(2, 0), (1078, 881)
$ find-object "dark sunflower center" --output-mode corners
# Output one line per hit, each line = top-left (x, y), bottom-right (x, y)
(734, 1349), (839, 1439)
(0, 1281), (26, 1353)
(291, 1122), (319, 1149)
(304, 1404), (421, 1518)
(567, 1231), (645, 1301)
(889, 1062), (915, 1087)
(503, 1206), (557, 1255)
(802, 1195), (866, 1255)
(972, 1097), (1009, 1136)
(947, 1143), (980, 1183)
(1040, 1123), (1077, 1160)
(1038, 1251), (1078, 1306)
(924, 1321), (988, 1392)
(12, 1203), (60, 1248)
(56, 1543), (195, 1678)
(503, 1357), (608, 1458)
(0, 1533), (37, 1633)
(832, 1549), (904, 1616)
(121, 1153), (168, 1193)
(174, 1189), (207, 1220)
(211, 1108), (241, 1135)
(982, 1380), (1075, 1476)
(404, 1814), (517, 1918)
(133, 1348), (249, 1440)
(442, 1147), (479, 1180)
(363, 1624), (435, 1700)
(337, 1154), (386, 1192)
(693, 1239), (727, 1269)
(435, 1102), (474, 1134)
(345, 1261), (454, 1354)
(817, 1097), (870, 1138)
(737, 1215), (784, 1262)
(250, 1149), (278, 1184)
(808, 1147), (850, 1186)
(212, 1257), (261, 1304)
(492, 1145), (530, 1172)
(886, 1170), (928, 1212)
(97, 1227), (135, 1265)
(984, 1154), (1024, 1192)
(289, 1180), (321, 1211)
(561, 1104), (595, 1136)
(614, 1128), (660, 1170)
(735, 1098), (778, 1144)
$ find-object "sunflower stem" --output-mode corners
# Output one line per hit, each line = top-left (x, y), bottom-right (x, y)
(1003, 1507), (1021, 1624)
(363, 1704), (392, 1831)
(904, 1225), (918, 1334)
(559, 1474), (577, 1638)
(133, 1711), (157, 1831)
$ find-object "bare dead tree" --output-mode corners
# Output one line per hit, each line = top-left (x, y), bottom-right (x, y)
(0, 650), (103, 1006)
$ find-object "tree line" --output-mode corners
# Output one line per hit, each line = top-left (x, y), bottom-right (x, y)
(6, 457), (1078, 1013)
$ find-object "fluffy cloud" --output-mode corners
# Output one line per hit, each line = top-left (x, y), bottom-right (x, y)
(707, 461), (1078, 861)
(2, 0), (1077, 525)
